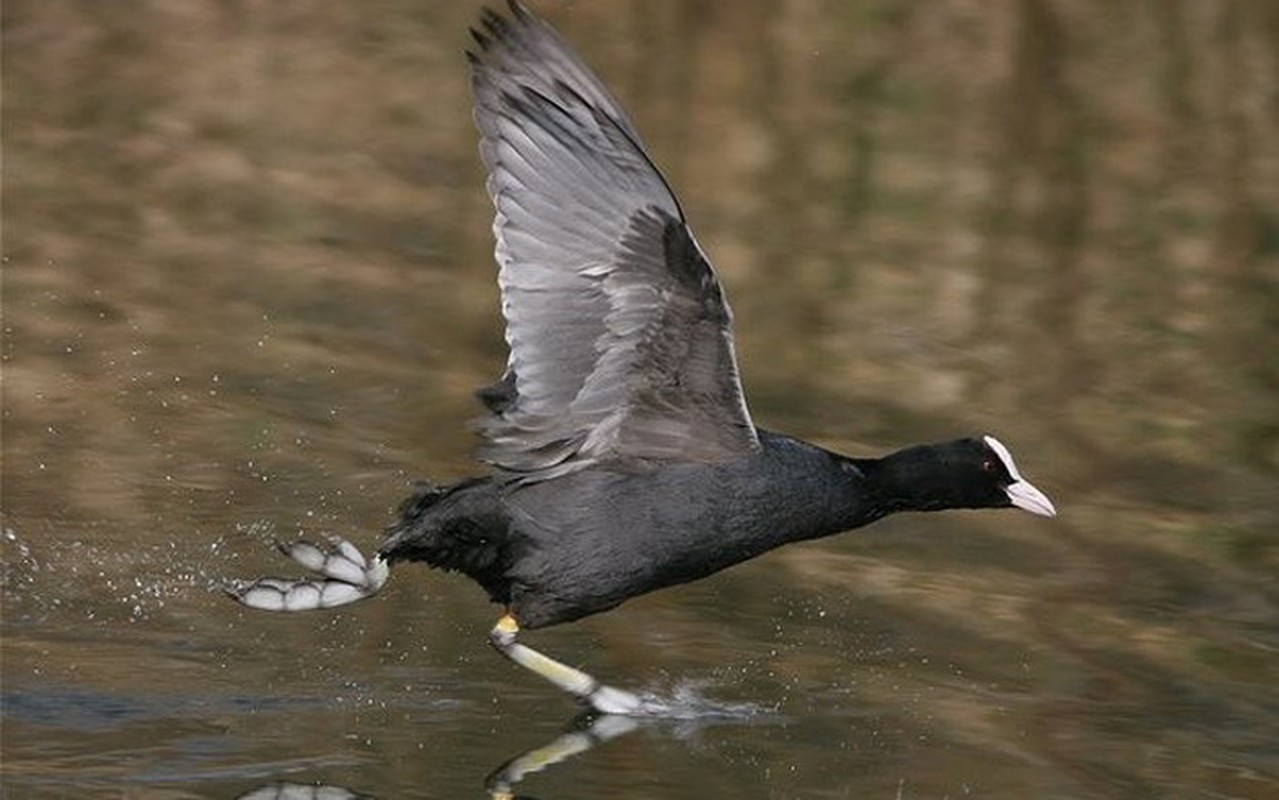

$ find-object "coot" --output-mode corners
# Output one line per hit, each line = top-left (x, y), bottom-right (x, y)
(229, 0), (1056, 715)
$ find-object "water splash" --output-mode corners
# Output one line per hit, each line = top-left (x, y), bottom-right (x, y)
(0, 522), (236, 626)
(601, 677), (778, 723)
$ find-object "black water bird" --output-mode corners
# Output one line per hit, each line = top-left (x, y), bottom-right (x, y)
(229, 1), (1056, 715)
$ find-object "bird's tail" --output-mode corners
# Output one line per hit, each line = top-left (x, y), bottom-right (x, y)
(225, 535), (389, 612)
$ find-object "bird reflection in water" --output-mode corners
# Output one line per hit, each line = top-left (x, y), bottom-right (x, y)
(235, 705), (766, 800)
(484, 712), (644, 800)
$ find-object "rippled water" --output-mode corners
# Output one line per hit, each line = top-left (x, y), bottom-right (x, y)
(4, 2), (1278, 798)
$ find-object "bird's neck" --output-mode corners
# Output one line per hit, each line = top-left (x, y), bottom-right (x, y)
(847, 443), (958, 516)
(721, 434), (960, 555)
(747, 434), (897, 541)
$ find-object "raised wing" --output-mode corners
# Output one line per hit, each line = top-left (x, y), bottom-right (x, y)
(470, 1), (759, 482)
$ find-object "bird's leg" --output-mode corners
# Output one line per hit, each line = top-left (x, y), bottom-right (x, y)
(488, 613), (648, 715)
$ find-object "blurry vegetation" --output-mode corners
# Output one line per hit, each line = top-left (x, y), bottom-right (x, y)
(3, 1), (1278, 796)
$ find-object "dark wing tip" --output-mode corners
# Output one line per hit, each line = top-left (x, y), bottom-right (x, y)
(480, 5), (514, 41)
(471, 3), (538, 72)
(507, 0), (533, 20)
(469, 25), (492, 52)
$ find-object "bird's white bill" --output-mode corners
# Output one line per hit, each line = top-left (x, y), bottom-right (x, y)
(1005, 479), (1057, 517)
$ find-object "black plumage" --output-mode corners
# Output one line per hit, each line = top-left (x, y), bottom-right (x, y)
(374, 1), (1055, 628)
(230, 1), (1055, 713)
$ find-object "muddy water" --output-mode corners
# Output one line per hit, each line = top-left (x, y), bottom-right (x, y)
(4, 2), (1278, 798)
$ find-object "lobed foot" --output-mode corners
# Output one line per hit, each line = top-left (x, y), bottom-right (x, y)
(225, 535), (388, 612)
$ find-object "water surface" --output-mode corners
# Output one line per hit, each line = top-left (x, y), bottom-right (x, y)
(4, 2), (1278, 798)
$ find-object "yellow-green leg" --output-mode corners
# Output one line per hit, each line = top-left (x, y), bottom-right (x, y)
(488, 613), (647, 715)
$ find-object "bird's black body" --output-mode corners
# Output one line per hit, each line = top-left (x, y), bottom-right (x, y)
(381, 431), (1021, 629)
(228, 1), (1056, 716)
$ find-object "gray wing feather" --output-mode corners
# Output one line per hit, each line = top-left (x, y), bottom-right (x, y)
(471, 2), (759, 481)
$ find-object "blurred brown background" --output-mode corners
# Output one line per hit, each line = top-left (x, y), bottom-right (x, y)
(4, 2), (1278, 798)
